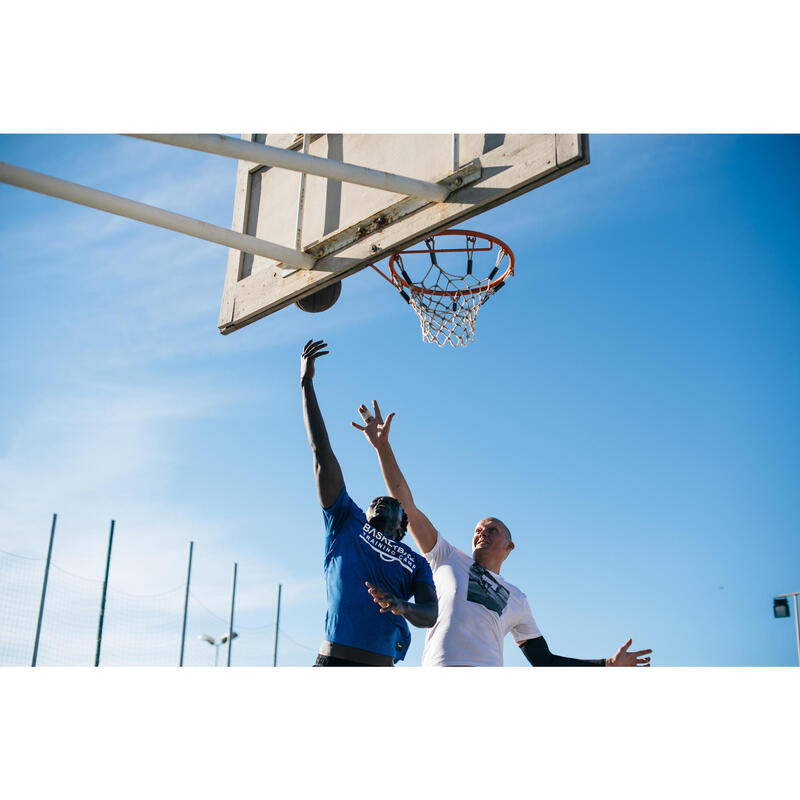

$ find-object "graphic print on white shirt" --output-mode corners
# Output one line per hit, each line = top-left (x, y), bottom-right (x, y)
(421, 532), (542, 666)
(467, 562), (510, 615)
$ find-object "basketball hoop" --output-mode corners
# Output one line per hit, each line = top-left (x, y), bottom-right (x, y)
(371, 229), (515, 347)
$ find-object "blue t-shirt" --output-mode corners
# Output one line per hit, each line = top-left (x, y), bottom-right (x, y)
(322, 486), (435, 662)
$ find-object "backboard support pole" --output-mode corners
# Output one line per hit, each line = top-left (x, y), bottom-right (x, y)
(127, 134), (451, 202)
(0, 161), (317, 270)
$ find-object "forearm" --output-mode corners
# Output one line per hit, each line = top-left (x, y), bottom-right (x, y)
(374, 441), (415, 509)
(301, 377), (344, 505)
(542, 654), (606, 667)
(374, 442), (438, 553)
(520, 636), (606, 667)
(395, 600), (437, 629)
(301, 377), (333, 454)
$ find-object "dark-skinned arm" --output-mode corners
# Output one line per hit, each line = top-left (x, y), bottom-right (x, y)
(300, 339), (344, 509)
(520, 636), (652, 666)
(365, 580), (438, 628)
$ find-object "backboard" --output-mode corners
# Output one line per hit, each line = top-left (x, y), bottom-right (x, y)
(218, 134), (589, 334)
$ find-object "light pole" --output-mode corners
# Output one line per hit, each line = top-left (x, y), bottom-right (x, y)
(198, 632), (238, 667)
(773, 592), (800, 666)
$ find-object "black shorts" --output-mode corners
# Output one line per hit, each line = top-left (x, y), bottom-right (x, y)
(313, 653), (391, 667)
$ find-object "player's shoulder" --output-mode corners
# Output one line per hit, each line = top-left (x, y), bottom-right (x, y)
(397, 539), (429, 566)
(409, 545), (434, 568)
(323, 487), (367, 538)
(402, 540), (423, 558)
(427, 532), (470, 564)
(501, 576), (530, 603)
(325, 486), (363, 516)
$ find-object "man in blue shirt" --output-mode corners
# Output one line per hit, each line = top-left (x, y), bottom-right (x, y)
(301, 339), (437, 666)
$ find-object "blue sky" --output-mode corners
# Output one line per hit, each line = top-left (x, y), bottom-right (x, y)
(1, 134), (798, 667)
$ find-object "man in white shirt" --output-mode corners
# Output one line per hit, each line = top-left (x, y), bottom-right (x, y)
(354, 401), (653, 667)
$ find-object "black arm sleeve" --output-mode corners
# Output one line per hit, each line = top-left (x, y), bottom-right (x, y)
(519, 635), (605, 667)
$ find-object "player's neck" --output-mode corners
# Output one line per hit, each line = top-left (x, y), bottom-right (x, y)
(473, 551), (503, 574)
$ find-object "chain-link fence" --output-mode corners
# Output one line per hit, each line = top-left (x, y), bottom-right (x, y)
(0, 515), (317, 666)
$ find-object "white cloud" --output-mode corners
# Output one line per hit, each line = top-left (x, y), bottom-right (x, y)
(0, 380), (223, 542)
(0, 370), (325, 665)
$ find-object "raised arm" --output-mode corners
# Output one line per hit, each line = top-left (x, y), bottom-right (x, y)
(519, 636), (652, 667)
(351, 400), (439, 554)
(301, 339), (344, 508)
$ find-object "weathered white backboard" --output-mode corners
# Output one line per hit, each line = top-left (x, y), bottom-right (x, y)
(218, 134), (589, 334)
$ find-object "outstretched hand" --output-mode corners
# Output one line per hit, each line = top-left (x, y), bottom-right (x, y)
(301, 339), (329, 382)
(606, 638), (652, 667)
(351, 399), (394, 450)
(365, 582), (406, 616)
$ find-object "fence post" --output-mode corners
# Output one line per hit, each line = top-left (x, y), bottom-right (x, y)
(227, 563), (237, 667)
(94, 520), (115, 666)
(179, 541), (194, 666)
(31, 513), (57, 666)
(273, 584), (282, 667)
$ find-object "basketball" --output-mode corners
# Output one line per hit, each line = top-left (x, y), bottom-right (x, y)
(295, 281), (342, 313)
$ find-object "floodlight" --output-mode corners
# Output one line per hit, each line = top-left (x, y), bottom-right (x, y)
(773, 598), (790, 618)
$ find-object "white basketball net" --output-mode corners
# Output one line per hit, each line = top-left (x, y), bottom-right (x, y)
(393, 236), (511, 348)
(404, 265), (492, 347)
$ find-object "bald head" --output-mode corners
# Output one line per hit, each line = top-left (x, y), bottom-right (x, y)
(472, 517), (514, 572)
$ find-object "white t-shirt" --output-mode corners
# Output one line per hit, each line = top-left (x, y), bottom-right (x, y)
(421, 533), (541, 666)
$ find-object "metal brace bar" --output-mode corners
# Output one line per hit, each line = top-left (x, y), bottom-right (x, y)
(277, 158), (482, 280)
(128, 133), (451, 203)
(295, 134), (310, 249)
(0, 161), (317, 270)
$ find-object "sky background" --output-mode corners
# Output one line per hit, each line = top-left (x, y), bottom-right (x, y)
(1, 133), (799, 668)
(4, 8), (798, 797)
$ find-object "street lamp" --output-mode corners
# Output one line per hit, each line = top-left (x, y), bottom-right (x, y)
(772, 592), (800, 666)
(198, 632), (238, 666)
(773, 598), (789, 618)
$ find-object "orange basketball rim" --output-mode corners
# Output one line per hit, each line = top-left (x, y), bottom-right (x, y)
(370, 229), (515, 347)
